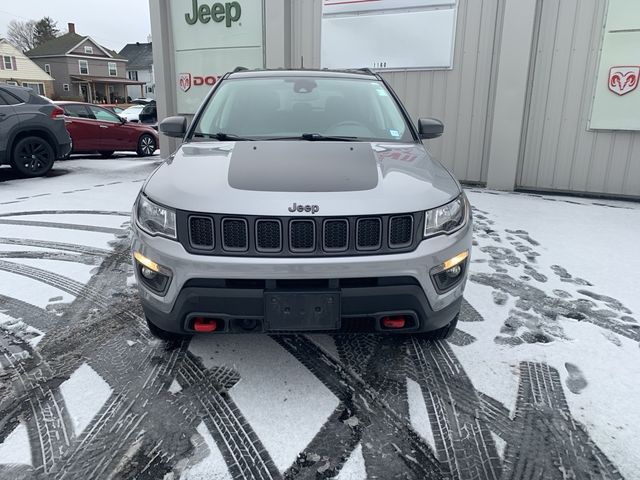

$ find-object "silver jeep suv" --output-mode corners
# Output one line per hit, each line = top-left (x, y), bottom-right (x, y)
(131, 69), (472, 339)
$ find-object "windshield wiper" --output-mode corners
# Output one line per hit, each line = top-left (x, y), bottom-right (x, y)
(263, 133), (360, 142)
(193, 132), (254, 141)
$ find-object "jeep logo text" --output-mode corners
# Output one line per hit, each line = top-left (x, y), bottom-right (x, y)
(288, 203), (319, 214)
(185, 0), (241, 28)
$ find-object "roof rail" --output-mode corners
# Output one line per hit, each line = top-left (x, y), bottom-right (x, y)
(232, 66), (249, 72)
(354, 68), (378, 77)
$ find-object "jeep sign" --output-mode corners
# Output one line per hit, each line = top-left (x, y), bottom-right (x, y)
(184, 0), (241, 27)
(170, 0), (264, 114)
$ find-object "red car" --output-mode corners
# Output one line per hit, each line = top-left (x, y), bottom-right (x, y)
(55, 101), (159, 158)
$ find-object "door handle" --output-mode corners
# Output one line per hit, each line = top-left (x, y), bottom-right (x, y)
(0, 113), (6, 118)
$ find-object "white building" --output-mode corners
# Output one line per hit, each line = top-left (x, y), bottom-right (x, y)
(119, 41), (155, 100)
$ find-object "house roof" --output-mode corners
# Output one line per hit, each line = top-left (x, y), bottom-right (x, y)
(118, 42), (153, 70)
(25, 32), (125, 60)
(0, 39), (54, 82)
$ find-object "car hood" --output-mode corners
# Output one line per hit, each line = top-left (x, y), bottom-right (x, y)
(144, 141), (461, 216)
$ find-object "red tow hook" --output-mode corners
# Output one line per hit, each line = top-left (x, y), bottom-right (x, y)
(382, 316), (407, 329)
(193, 317), (218, 333)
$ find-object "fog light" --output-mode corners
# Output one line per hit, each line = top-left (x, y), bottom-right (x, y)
(431, 250), (469, 293)
(382, 316), (407, 329)
(134, 251), (171, 294)
(446, 265), (462, 278)
(141, 266), (157, 279)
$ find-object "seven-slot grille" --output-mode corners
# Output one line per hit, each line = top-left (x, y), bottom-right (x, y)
(185, 213), (418, 256)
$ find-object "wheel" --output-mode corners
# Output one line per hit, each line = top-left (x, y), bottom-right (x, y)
(98, 150), (114, 158)
(146, 316), (189, 342)
(136, 134), (156, 157)
(11, 136), (55, 177)
(422, 313), (459, 341)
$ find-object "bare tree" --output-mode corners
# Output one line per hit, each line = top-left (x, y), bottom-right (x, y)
(6, 19), (37, 52)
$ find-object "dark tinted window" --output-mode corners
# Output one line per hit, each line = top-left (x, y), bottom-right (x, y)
(0, 89), (21, 105)
(64, 104), (92, 119)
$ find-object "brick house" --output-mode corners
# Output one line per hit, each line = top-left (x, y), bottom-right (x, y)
(25, 23), (145, 103)
(0, 38), (54, 96)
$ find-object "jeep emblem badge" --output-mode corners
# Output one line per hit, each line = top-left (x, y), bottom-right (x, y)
(288, 203), (319, 214)
(178, 73), (192, 92)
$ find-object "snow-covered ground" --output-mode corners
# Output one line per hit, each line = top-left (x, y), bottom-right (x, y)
(0, 157), (638, 479)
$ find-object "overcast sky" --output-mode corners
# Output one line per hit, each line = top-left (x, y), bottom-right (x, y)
(0, 1), (151, 52)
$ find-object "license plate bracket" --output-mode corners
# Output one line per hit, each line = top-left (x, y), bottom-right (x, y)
(264, 291), (341, 331)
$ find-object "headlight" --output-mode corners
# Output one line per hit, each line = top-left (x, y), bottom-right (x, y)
(136, 194), (177, 239)
(424, 194), (467, 238)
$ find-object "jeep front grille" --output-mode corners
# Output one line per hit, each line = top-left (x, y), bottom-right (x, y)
(189, 216), (214, 249)
(323, 219), (348, 252)
(290, 220), (316, 252)
(356, 218), (382, 250)
(179, 212), (420, 257)
(222, 218), (248, 251)
(256, 219), (282, 252)
(389, 215), (413, 248)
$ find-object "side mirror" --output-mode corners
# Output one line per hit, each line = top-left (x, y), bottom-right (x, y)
(119, 116), (127, 124)
(159, 116), (187, 138)
(417, 118), (444, 139)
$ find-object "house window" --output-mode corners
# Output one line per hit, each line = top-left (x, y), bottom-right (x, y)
(44, 64), (51, 74)
(84, 46), (93, 54)
(128, 70), (138, 81)
(108, 62), (117, 76)
(22, 82), (45, 95)
(63, 84), (70, 92)
(3, 56), (12, 70)
(79, 60), (89, 75)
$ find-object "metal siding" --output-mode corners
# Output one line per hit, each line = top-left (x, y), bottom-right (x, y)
(519, 0), (640, 197)
(290, 0), (499, 183)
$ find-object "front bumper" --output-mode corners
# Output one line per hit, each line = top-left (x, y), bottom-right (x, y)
(131, 220), (472, 334)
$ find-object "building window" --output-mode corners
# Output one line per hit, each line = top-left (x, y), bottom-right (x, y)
(84, 45), (93, 54)
(79, 59), (89, 75)
(3, 56), (12, 70)
(22, 82), (45, 95)
(63, 84), (70, 92)
(128, 70), (138, 81)
(44, 63), (51, 74)
(108, 62), (117, 76)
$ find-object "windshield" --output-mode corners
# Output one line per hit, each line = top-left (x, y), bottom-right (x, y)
(190, 76), (414, 142)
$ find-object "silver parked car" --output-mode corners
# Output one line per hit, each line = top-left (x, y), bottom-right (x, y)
(131, 69), (472, 339)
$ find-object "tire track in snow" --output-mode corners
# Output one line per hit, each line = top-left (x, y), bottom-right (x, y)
(177, 354), (281, 480)
(0, 219), (125, 235)
(501, 362), (624, 480)
(0, 237), (110, 257)
(408, 338), (502, 480)
(275, 335), (443, 480)
(0, 210), (130, 218)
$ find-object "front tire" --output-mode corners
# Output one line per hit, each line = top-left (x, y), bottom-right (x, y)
(137, 134), (156, 157)
(11, 136), (55, 177)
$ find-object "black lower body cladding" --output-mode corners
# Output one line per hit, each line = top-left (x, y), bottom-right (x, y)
(142, 276), (462, 335)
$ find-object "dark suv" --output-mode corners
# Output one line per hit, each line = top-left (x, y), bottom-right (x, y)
(0, 85), (72, 177)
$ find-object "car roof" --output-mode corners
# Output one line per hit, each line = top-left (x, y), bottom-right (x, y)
(226, 68), (380, 81)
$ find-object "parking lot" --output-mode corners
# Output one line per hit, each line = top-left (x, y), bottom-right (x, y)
(0, 155), (638, 480)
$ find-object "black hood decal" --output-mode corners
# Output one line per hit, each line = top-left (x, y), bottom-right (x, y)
(228, 141), (379, 192)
